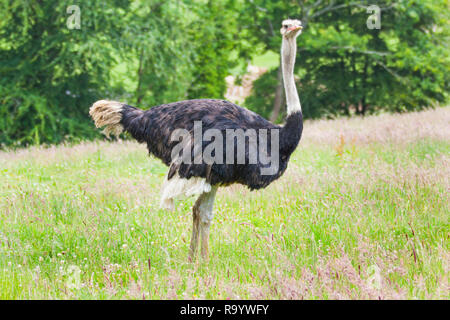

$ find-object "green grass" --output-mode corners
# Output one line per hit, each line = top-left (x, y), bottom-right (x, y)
(252, 51), (280, 70)
(0, 108), (448, 299)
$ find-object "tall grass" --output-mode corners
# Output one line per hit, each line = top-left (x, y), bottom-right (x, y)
(0, 108), (448, 299)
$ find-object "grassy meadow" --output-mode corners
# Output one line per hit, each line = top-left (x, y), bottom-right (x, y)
(0, 108), (449, 299)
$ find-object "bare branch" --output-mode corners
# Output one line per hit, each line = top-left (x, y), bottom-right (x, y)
(248, 0), (268, 12)
(302, 0), (322, 15)
(373, 59), (408, 84)
(304, 0), (323, 18)
(297, 0), (323, 28)
(330, 46), (391, 57)
(311, 1), (365, 19)
(267, 18), (275, 36)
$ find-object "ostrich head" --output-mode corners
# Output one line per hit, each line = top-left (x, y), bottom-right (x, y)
(280, 19), (303, 38)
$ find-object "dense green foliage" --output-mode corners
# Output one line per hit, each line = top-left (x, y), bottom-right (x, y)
(244, 0), (450, 119)
(0, 0), (448, 146)
(0, 1), (131, 146)
(0, 0), (250, 147)
(187, 1), (252, 99)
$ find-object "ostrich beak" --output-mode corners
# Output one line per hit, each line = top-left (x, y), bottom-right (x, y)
(287, 25), (302, 32)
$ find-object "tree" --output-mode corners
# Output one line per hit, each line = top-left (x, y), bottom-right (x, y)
(187, 0), (248, 99)
(243, 0), (449, 120)
(0, 0), (131, 146)
(0, 0), (251, 147)
(120, 1), (196, 108)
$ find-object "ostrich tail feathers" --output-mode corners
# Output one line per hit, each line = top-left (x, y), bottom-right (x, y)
(89, 100), (125, 137)
(90, 100), (146, 141)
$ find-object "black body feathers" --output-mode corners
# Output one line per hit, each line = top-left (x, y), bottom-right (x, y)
(119, 99), (303, 190)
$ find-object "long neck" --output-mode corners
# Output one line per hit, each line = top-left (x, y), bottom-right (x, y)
(281, 36), (301, 115)
(279, 36), (303, 157)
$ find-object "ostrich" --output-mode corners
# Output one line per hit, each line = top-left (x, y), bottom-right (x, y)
(89, 19), (303, 260)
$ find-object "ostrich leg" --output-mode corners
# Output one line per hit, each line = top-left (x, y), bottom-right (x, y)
(189, 186), (218, 260)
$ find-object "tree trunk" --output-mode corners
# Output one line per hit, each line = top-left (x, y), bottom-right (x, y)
(361, 98), (367, 116)
(270, 63), (284, 123)
(360, 56), (369, 116)
(135, 47), (145, 105)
